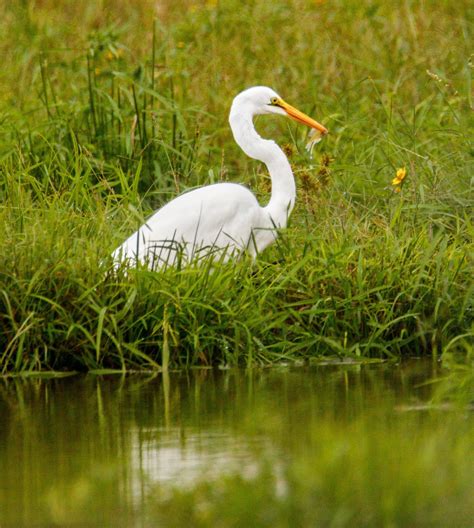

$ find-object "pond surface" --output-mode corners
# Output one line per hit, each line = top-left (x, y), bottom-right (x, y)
(0, 361), (472, 527)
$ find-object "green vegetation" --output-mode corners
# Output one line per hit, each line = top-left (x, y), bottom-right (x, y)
(0, 0), (472, 372)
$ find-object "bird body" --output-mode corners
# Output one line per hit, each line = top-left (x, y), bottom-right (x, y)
(112, 86), (327, 269)
(113, 182), (277, 267)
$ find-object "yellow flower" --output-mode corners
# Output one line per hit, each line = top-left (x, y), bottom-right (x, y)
(392, 167), (407, 186)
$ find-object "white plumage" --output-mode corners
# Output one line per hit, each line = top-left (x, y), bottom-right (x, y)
(112, 86), (327, 269)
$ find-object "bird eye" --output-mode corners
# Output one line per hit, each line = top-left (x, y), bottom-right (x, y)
(270, 97), (279, 105)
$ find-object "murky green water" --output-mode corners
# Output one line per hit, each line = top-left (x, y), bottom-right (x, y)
(0, 361), (472, 527)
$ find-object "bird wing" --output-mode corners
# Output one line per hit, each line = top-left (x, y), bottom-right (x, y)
(113, 183), (264, 266)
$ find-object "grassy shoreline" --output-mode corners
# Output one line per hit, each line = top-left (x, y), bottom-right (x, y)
(1, 0), (472, 373)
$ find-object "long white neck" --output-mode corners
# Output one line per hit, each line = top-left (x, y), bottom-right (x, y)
(229, 106), (296, 227)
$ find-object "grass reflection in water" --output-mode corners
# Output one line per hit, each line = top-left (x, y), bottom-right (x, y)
(0, 361), (472, 527)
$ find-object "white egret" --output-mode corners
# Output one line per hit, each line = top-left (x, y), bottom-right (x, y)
(112, 86), (328, 269)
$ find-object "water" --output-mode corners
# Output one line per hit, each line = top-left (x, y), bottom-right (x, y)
(0, 361), (472, 527)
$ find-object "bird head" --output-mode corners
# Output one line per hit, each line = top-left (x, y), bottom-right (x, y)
(232, 86), (328, 137)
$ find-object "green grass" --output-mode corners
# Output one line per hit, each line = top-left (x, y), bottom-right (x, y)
(0, 0), (473, 372)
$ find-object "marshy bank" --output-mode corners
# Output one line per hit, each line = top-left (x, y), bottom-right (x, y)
(0, 1), (472, 373)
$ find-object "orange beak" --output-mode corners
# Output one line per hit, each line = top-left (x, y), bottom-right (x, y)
(277, 98), (328, 135)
